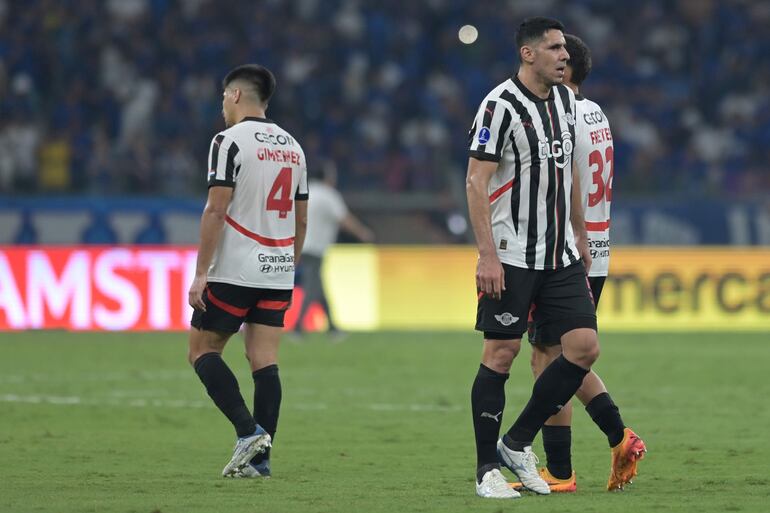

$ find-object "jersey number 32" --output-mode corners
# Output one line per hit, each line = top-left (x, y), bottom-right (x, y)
(587, 147), (614, 207)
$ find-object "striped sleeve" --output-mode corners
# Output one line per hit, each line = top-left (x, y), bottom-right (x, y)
(468, 98), (514, 162)
(207, 134), (241, 188)
(294, 150), (309, 200)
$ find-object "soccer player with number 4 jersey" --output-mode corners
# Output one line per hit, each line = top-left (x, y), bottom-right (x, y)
(513, 34), (646, 494)
(187, 64), (308, 478)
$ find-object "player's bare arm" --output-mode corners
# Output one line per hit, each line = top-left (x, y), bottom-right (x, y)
(466, 157), (505, 300)
(294, 199), (308, 265)
(189, 186), (234, 311)
(570, 160), (591, 274)
(340, 214), (375, 243)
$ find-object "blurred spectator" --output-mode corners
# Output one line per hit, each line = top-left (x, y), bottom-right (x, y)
(0, 0), (766, 198)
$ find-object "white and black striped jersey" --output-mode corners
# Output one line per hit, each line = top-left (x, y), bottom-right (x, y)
(468, 76), (579, 271)
(574, 95), (613, 277)
(206, 116), (309, 289)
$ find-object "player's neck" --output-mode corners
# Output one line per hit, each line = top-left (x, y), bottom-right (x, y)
(516, 69), (551, 99)
(564, 82), (579, 95)
(236, 108), (267, 122)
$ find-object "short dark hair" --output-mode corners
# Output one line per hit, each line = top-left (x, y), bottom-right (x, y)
(564, 34), (592, 85)
(515, 17), (565, 48)
(222, 64), (276, 104)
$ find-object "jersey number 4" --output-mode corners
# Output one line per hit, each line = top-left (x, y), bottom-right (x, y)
(266, 167), (293, 218)
(587, 147), (614, 207)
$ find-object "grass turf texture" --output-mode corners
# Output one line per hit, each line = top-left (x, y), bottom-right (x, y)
(0, 331), (767, 513)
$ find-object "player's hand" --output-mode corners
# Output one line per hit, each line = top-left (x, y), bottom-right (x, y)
(575, 234), (592, 275)
(476, 253), (505, 300)
(188, 274), (208, 311)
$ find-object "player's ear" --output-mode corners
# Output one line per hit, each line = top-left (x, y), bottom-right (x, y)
(233, 88), (241, 104)
(520, 45), (535, 64)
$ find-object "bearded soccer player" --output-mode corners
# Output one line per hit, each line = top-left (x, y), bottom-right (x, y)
(187, 64), (308, 478)
(511, 33), (646, 494)
(467, 17), (598, 499)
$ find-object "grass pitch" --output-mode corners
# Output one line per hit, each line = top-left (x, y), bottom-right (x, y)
(0, 331), (767, 513)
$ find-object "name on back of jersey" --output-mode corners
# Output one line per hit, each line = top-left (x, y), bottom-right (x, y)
(257, 147), (302, 165)
(590, 128), (612, 145)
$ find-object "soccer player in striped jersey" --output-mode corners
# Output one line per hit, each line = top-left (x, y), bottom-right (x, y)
(187, 64), (309, 478)
(466, 17), (600, 499)
(516, 34), (646, 493)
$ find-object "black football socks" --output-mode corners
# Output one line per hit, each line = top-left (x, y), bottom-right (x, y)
(250, 364), (282, 465)
(585, 392), (626, 447)
(194, 352), (256, 438)
(542, 425), (573, 479)
(504, 355), (588, 451)
(472, 364), (508, 482)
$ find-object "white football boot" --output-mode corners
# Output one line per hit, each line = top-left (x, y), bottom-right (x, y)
(475, 468), (521, 499)
(222, 426), (272, 477)
(497, 440), (550, 494)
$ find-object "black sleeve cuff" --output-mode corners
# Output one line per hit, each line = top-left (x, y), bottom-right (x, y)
(468, 150), (501, 163)
(295, 192), (309, 200)
(208, 180), (235, 188)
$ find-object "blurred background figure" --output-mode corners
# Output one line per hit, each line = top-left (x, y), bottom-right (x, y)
(294, 160), (374, 338)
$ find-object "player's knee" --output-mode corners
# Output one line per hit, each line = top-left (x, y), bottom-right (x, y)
(530, 345), (556, 377)
(483, 341), (520, 373)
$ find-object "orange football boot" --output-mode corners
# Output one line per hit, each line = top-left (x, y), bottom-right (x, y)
(607, 427), (647, 491)
(510, 467), (577, 493)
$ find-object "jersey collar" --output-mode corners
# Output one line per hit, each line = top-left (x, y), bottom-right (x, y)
(512, 75), (554, 103)
(240, 116), (274, 124)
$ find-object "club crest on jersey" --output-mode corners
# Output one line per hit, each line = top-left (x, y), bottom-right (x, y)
(562, 112), (575, 125)
(538, 131), (573, 169)
(478, 127), (491, 144)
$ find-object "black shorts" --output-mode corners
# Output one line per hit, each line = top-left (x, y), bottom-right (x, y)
(476, 262), (596, 341)
(190, 282), (293, 333)
(528, 275), (606, 346)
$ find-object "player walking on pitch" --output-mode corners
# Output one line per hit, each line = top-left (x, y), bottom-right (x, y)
(511, 33), (646, 494)
(187, 64), (308, 478)
(466, 17), (599, 499)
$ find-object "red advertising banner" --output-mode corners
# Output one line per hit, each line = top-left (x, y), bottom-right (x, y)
(0, 247), (328, 332)
(0, 247), (198, 330)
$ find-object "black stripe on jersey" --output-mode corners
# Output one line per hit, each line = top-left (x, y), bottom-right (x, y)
(556, 85), (576, 144)
(556, 85), (578, 265)
(224, 142), (240, 183)
(209, 134), (225, 178)
(509, 129), (522, 234)
(494, 109), (512, 157)
(549, 98), (567, 268)
(535, 101), (557, 269)
(501, 90), (541, 268)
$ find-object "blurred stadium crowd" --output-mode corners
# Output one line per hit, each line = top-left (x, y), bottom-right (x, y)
(0, 0), (768, 198)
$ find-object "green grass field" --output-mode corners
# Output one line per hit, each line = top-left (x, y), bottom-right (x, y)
(1, 331), (768, 513)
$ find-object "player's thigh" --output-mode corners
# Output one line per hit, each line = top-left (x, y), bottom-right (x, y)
(476, 264), (538, 340)
(532, 262), (597, 344)
(190, 281), (261, 334)
(243, 288), (293, 370)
